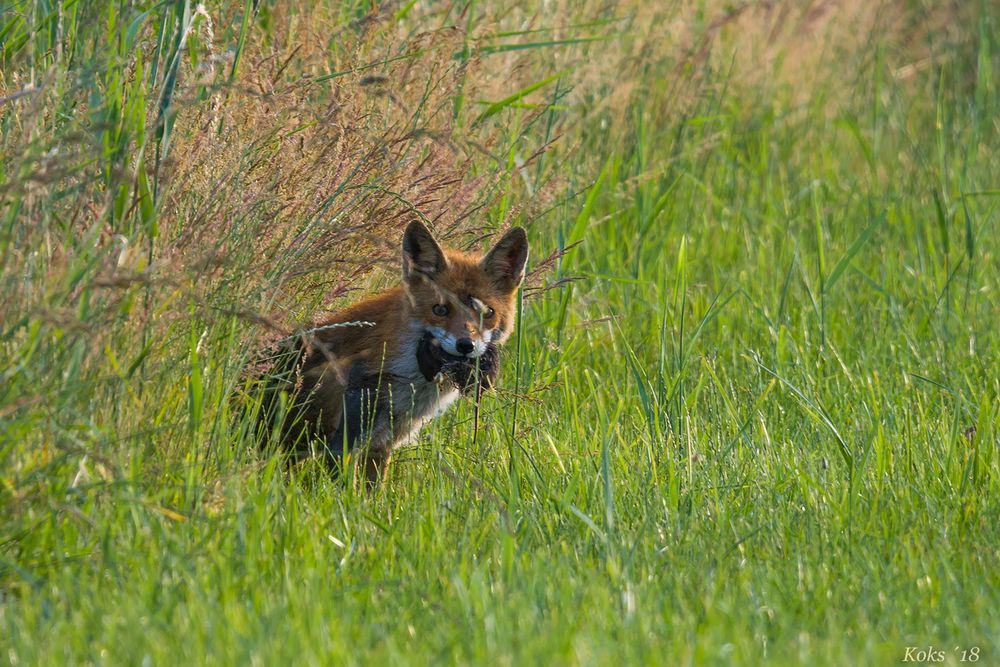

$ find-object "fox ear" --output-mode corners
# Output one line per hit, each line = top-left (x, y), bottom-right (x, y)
(481, 227), (528, 292)
(402, 220), (447, 283)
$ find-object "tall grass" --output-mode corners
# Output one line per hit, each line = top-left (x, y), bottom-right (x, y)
(2, 1), (999, 664)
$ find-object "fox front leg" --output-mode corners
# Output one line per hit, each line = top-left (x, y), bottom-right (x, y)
(325, 367), (383, 475)
(352, 449), (392, 489)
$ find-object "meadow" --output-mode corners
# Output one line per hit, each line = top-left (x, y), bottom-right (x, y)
(1, 1), (998, 664)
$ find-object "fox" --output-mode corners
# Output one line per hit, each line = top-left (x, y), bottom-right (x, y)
(266, 220), (528, 485)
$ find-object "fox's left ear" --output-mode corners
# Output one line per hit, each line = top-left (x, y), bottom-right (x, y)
(481, 227), (528, 292)
(402, 220), (448, 285)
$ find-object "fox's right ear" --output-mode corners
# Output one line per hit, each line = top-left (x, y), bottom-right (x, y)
(402, 220), (447, 284)
(481, 226), (528, 292)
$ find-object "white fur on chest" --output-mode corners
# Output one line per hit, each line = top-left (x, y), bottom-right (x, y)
(378, 325), (461, 448)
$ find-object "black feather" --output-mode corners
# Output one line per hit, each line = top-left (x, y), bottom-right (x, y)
(416, 331), (500, 395)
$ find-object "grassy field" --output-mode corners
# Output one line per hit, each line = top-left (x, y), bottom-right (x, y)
(2, 1), (999, 665)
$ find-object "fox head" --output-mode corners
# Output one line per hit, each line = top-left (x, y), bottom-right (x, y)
(402, 220), (528, 358)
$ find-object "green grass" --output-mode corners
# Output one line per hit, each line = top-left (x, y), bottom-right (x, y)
(2, 1), (999, 665)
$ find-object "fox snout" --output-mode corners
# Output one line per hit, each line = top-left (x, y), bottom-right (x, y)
(426, 326), (492, 358)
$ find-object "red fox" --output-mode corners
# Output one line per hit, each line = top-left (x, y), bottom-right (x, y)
(268, 221), (528, 485)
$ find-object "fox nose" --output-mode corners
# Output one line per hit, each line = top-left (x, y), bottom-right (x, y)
(455, 338), (474, 355)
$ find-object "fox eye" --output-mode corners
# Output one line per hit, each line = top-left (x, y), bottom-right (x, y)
(484, 307), (495, 319)
(432, 304), (449, 317)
